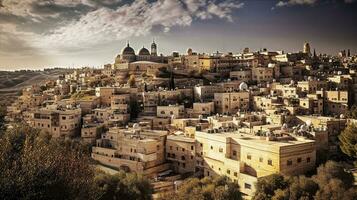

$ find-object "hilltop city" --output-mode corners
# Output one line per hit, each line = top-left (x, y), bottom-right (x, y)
(4, 40), (357, 199)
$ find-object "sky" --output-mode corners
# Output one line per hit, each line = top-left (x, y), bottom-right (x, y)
(0, 0), (357, 70)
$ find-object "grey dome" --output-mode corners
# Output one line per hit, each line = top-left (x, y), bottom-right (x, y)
(122, 44), (135, 55)
(138, 47), (150, 55)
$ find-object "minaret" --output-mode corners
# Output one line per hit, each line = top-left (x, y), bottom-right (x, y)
(303, 42), (311, 56)
(313, 49), (317, 58)
(151, 39), (157, 56)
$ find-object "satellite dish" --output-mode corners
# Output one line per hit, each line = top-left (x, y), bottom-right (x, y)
(239, 82), (248, 90)
(133, 123), (139, 129)
(306, 120), (312, 127)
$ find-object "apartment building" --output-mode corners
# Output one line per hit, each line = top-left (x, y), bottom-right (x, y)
(157, 105), (185, 119)
(30, 106), (81, 138)
(214, 92), (250, 114)
(194, 130), (315, 196)
(92, 127), (170, 178)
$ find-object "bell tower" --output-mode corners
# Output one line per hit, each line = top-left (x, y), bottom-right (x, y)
(151, 39), (157, 56)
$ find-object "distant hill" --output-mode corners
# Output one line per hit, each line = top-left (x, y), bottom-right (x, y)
(0, 68), (73, 106)
(0, 68), (73, 91)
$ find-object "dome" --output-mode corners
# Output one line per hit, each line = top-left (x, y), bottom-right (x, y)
(138, 47), (150, 55)
(122, 43), (135, 55)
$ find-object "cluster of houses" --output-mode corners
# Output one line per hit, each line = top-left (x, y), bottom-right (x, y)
(6, 41), (357, 197)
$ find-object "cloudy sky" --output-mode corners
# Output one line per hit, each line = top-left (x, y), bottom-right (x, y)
(0, 0), (356, 70)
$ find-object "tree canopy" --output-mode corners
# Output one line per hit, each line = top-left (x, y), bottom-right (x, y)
(339, 122), (357, 164)
(0, 124), (153, 200)
(160, 176), (242, 200)
(0, 124), (97, 200)
(253, 161), (356, 200)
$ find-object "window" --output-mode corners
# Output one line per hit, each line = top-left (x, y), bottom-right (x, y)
(234, 172), (238, 177)
(170, 146), (172, 150)
(210, 146), (213, 150)
(191, 146), (194, 150)
(182, 163), (186, 168)
(259, 157), (263, 162)
(181, 156), (185, 160)
(244, 183), (251, 189)
(307, 157), (311, 163)
(227, 170), (231, 174)
(247, 154), (252, 160)
(268, 159), (273, 166)
(233, 150), (237, 156)
(161, 111), (165, 114)
(287, 160), (292, 166)
(297, 157), (302, 163)
(219, 148), (223, 153)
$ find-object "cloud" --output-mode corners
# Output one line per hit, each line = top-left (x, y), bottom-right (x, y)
(275, 0), (318, 7)
(0, 0), (244, 55)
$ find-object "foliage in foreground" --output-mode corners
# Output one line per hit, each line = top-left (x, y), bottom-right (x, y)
(252, 161), (357, 200)
(0, 124), (153, 200)
(339, 122), (357, 165)
(159, 176), (242, 200)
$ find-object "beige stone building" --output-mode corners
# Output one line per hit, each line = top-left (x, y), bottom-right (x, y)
(194, 130), (316, 196)
(214, 92), (250, 114)
(192, 102), (215, 117)
(317, 90), (348, 115)
(166, 135), (196, 174)
(157, 105), (185, 119)
(92, 127), (170, 178)
(30, 106), (81, 138)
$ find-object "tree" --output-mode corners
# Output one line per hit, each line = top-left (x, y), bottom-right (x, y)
(160, 176), (242, 200)
(338, 123), (357, 163)
(0, 105), (6, 134)
(169, 69), (175, 90)
(314, 179), (357, 200)
(313, 160), (354, 189)
(0, 124), (98, 200)
(95, 170), (153, 200)
(279, 176), (318, 200)
(253, 174), (288, 200)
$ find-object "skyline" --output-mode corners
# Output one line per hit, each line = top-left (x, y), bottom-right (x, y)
(1, 0), (357, 70)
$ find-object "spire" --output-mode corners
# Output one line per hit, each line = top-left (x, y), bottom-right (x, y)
(313, 49), (317, 58)
(127, 40), (130, 47)
(348, 49), (351, 57)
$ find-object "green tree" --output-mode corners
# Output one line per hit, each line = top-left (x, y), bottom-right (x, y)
(272, 176), (318, 200)
(253, 174), (288, 200)
(314, 179), (357, 200)
(0, 105), (6, 134)
(0, 124), (98, 200)
(161, 176), (242, 200)
(313, 160), (354, 188)
(338, 123), (357, 163)
(95, 170), (153, 200)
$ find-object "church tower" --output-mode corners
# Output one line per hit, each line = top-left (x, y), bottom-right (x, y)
(151, 39), (157, 56)
(303, 42), (311, 56)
